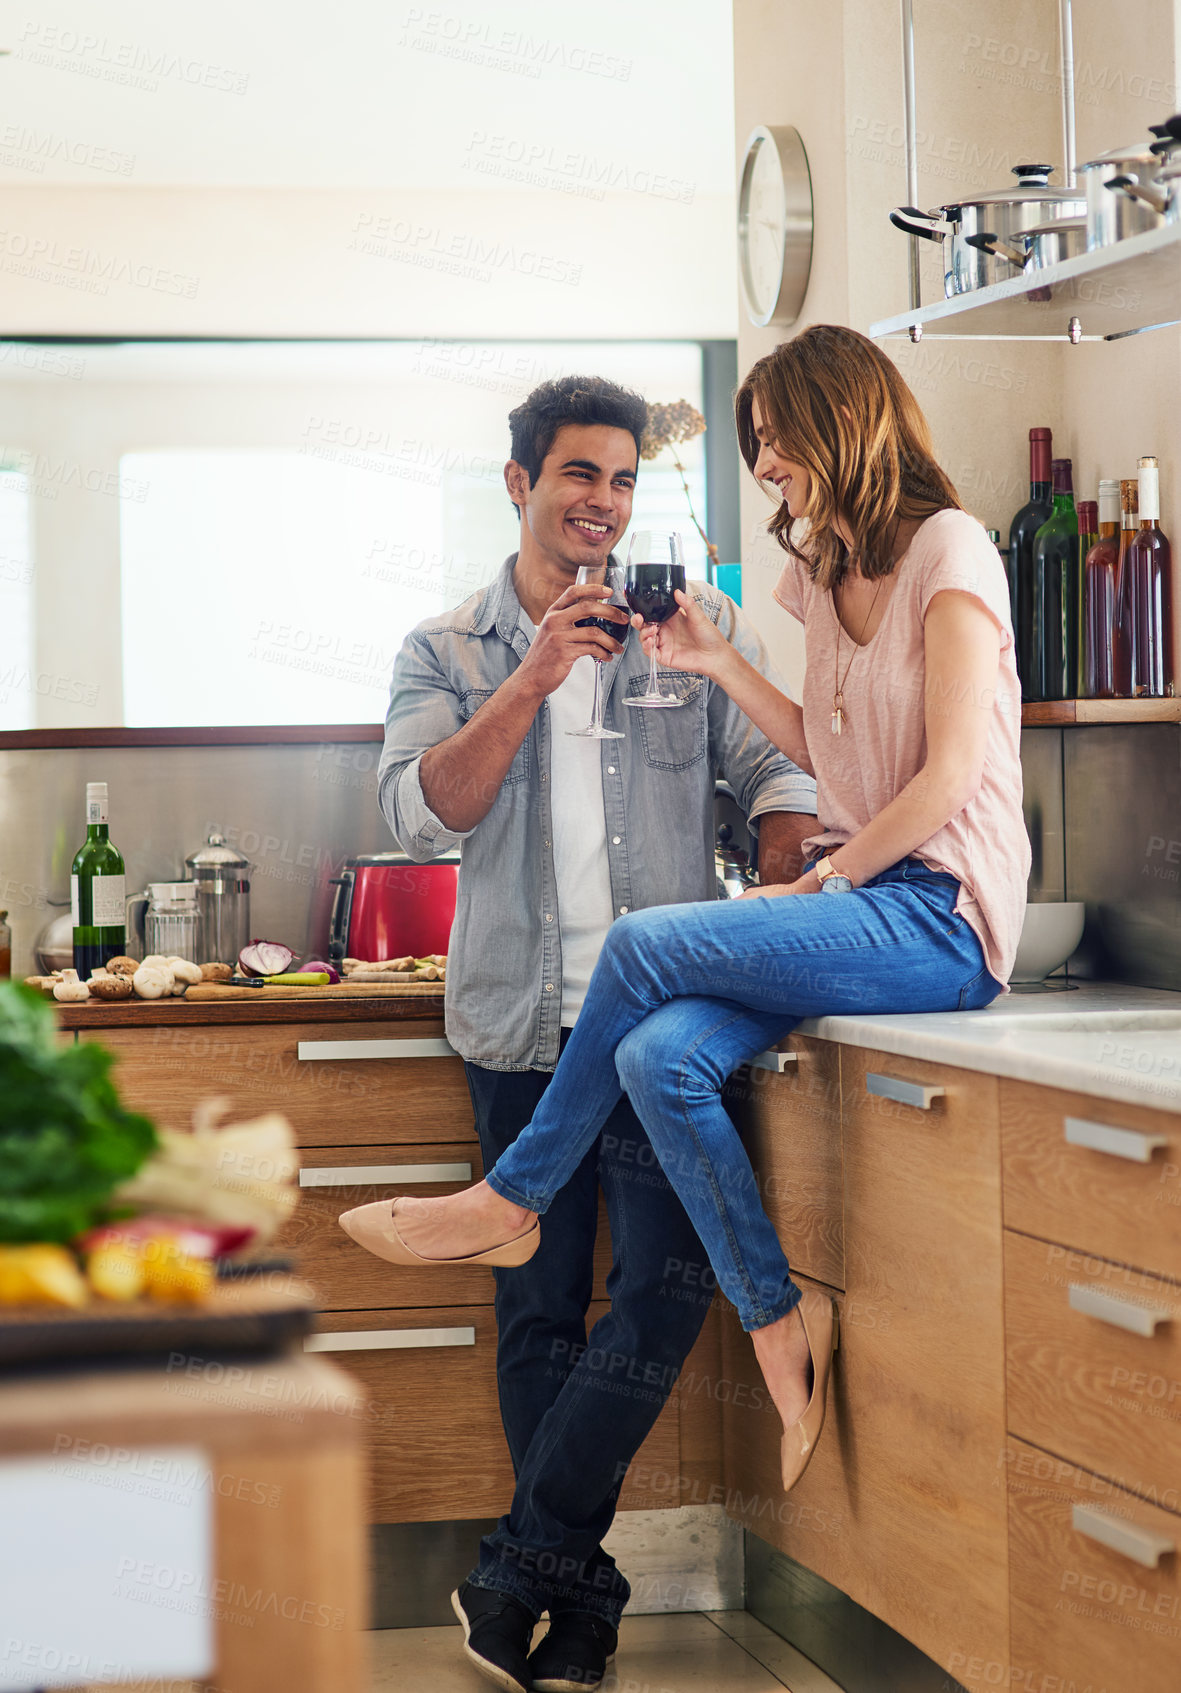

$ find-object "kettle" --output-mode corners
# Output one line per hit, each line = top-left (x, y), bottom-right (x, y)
(185, 830), (252, 967)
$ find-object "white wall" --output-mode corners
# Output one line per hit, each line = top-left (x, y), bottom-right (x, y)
(0, 0), (739, 338)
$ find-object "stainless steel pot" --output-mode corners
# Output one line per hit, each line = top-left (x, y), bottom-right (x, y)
(1105, 163), (1181, 229)
(1081, 144), (1172, 247)
(1024, 215), (1089, 271)
(890, 164), (1085, 297)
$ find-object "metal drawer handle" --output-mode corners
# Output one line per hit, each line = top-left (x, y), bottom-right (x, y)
(1065, 1116), (1169, 1164)
(304, 1326), (476, 1353)
(300, 1162), (472, 1188)
(296, 1037), (456, 1062)
(1068, 1283), (1173, 1338)
(867, 1072), (945, 1111)
(750, 1049), (800, 1074)
(1072, 1504), (1176, 1569)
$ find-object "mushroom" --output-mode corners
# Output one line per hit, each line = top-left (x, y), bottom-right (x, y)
(52, 969), (91, 1003)
(165, 958), (203, 989)
(25, 973), (62, 992)
(88, 973), (134, 1001)
(105, 956), (139, 977)
(199, 962), (234, 982)
(132, 963), (173, 1000)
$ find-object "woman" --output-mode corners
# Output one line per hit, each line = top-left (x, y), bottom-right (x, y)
(341, 324), (1031, 1490)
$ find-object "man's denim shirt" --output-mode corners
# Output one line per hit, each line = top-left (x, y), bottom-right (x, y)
(379, 557), (817, 1072)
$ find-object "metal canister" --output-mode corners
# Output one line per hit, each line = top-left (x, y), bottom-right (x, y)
(184, 830), (252, 967)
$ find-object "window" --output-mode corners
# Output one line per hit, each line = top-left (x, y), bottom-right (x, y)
(117, 340), (709, 726)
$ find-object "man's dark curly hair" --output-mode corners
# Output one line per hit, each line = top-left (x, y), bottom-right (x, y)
(506, 375), (648, 513)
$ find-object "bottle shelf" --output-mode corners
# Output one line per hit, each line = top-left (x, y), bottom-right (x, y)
(870, 222), (1181, 343)
(1022, 698), (1181, 726)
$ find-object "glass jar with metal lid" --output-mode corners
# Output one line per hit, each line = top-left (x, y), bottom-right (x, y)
(184, 830), (252, 966)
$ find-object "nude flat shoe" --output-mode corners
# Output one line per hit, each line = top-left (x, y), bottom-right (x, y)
(780, 1295), (839, 1493)
(338, 1198), (541, 1269)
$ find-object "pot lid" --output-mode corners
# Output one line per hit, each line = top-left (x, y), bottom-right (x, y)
(938, 163), (1083, 211)
(1080, 143), (1160, 170)
(185, 829), (252, 872)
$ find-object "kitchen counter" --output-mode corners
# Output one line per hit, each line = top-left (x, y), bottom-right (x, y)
(798, 981), (1181, 1113)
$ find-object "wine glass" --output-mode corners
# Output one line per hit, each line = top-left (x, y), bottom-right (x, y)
(566, 564), (629, 740)
(623, 529), (687, 709)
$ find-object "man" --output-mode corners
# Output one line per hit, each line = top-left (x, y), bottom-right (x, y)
(378, 374), (815, 1693)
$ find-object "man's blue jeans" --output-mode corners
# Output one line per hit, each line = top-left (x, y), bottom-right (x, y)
(487, 861), (1000, 1332)
(465, 1040), (716, 1626)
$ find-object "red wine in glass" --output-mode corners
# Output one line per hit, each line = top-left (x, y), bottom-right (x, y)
(567, 564), (628, 740)
(624, 564), (687, 624)
(624, 531), (688, 708)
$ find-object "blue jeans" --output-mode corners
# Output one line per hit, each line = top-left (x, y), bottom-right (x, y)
(466, 1039), (715, 1626)
(486, 860), (999, 1331)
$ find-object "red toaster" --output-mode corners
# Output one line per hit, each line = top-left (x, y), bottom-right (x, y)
(327, 852), (459, 965)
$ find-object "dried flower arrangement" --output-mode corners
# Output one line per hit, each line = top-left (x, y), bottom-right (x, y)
(639, 400), (719, 570)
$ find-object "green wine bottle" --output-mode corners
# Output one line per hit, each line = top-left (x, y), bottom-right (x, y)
(71, 782), (126, 976)
(1031, 458), (1080, 701)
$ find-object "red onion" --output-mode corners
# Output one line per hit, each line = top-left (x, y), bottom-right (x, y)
(298, 957), (341, 984)
(239, 939), (295, 977)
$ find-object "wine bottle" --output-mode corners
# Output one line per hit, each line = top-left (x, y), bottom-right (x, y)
(71, 782), (126, 976)
(1007, 426), (1054, 700)
(1076, 501), (1099, 695)
(1113, 478), (1138, 697)
(1083, 480), (1120, 699)
(1031, 458), (1079, 701)
(1128, 456), (1175, 698)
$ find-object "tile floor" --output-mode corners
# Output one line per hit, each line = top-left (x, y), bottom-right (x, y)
(371, 1609), (845, 1692)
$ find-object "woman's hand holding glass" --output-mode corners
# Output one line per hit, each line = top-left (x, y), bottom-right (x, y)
(635, 586), (733, 680)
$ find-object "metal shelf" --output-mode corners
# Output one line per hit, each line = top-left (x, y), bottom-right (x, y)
(870, 223), (1181, 343)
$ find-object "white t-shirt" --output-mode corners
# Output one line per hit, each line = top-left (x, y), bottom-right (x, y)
(519, 612), (614, 1024)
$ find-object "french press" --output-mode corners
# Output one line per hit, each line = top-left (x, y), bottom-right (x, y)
(184, 830), (252, 966)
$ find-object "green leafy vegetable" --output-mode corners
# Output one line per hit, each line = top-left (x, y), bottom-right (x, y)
(0, 983), (158, 1243)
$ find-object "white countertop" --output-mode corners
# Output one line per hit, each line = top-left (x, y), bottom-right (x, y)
(796, 981), (1181, 1115)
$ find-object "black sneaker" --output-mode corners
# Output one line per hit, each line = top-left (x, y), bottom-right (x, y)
(451, 1582), (536, 1693)
(528, 1611), (619, 1692)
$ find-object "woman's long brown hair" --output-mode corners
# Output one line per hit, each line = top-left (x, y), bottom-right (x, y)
(734, 324), (961, 589)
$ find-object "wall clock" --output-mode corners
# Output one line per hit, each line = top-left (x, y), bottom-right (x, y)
(737, 124), (814, 328)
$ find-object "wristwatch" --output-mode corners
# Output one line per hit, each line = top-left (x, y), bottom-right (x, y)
(815, 856), (854, 896)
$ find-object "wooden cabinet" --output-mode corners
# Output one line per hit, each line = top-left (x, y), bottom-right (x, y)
(1005, 1228), (1181, 1509)
(1000, 1077), (1181, 1282)
(717, 1037), (1181, 1693)
(725, 1046), (1009, 1688)
(725, 1036), (843, 1289)
(307, 1301), (716, 1524)
(999, 1077), (1181, 1693)
(1007, 1435), (1181, 1693)
(86, 1007), (711, 1530)
(88, 1018), (477, 1144)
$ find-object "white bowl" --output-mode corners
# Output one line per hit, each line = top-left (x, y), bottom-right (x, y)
(1010, 901), (1086, 984)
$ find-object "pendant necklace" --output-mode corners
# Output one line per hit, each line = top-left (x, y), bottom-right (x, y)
(831, 574), (885, 736)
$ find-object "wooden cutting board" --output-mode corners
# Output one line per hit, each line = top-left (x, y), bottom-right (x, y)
(184, 981), (445, 1001)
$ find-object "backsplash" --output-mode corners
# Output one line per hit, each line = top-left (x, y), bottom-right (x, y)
(0, 739), (392, 978)
(1, 725), (1176, 988)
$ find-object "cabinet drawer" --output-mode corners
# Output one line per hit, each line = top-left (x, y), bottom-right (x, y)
(1007, 1434), (1181, 1693)
(280, 1144), (616, 1311)
(724, 1036), (843, 1289)
(309, 1304), (684, 1523)
(89, 1020), (477, 1145)
(278, 1142), (491, 1310)
(1005, 1229), (1181, 1507)
(1000, 1078), (1180, 1282)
